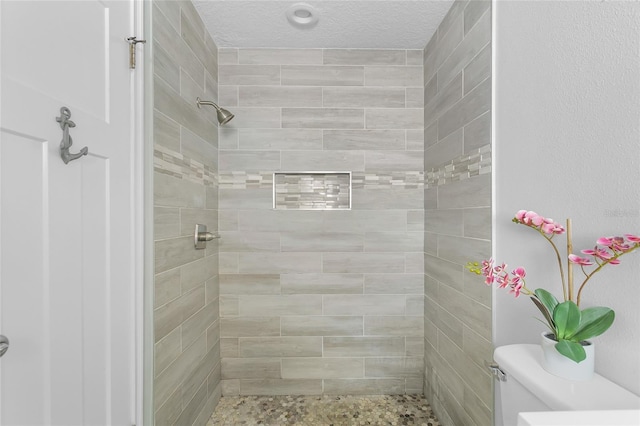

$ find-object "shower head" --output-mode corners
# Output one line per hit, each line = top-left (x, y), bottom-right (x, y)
(196, 97), (235, 125)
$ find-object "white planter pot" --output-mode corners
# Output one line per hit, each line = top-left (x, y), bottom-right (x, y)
(540, 332), (595, 381)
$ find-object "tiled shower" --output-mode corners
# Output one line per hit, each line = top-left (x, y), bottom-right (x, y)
(152, 0), (492, 425)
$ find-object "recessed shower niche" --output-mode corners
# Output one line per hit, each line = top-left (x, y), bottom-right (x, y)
(273, 172), (351, 210)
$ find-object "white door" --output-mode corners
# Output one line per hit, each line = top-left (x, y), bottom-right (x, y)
(0, 1), (137, 424)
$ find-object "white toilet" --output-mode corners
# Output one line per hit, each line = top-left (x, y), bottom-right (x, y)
(493, 344), (640, 426)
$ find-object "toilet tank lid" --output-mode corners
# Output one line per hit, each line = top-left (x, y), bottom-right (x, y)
(494, 344), (640, 411)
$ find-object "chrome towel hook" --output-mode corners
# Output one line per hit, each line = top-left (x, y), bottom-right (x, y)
(56, 106), (88, 164)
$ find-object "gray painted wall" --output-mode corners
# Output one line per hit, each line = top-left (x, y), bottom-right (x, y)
(152, 1), (221, 424)
(422, 1), (493, 425)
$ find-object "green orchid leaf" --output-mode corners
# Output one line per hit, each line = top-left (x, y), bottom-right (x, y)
(553, 301), (581, 339)
(534, 288), (559, 319)
(530, 296), (555, 332)
(555, 339), (587, 363)
(572, 307), (615, 341)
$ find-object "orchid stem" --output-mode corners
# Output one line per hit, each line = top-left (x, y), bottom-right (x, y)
(539, 230), (567, 302)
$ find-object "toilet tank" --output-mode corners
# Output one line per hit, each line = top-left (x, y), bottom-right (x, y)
(494, 344), (640, 426)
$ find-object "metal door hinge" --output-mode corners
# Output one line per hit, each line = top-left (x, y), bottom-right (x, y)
(126, 36), (146, 69)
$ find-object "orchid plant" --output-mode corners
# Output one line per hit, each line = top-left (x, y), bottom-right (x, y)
(467, 210), (640, 363)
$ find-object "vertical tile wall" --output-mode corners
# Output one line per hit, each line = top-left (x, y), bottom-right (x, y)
(217, 48), (425, 396)
(422, 1), (493, 426)
(153, 1), (221, 424)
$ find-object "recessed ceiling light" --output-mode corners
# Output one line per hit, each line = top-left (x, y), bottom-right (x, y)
(286, 3), (319, 27)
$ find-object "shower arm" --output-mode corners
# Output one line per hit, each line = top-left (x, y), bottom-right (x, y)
(196, 97), (222, 111)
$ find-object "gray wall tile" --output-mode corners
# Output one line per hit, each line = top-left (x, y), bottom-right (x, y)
(364, 274), (424, 294)
(323, 379), (405, 395)
(352, 189), (424, 210)
(365, 108), (424, 129)
(280, 150), (365, 171)
(422, 2), (493, 422)
(363, 232), (424, 252)
(324, 49), (406, 65)
(238, 337), (323, 357)
(216, 47), (426, 395)
(424, 128), (464, 170)
(323, 129), (406, 151)
(281, 316), (364, 336)
(364, 316), (424, 336)
(155, 236), (204, 274)
(365, 357), (424, 377)
(238, 129), (323, 150)
(323, 87), (406, 108)
(281, 273), (363, 294)
(240, 48), (323, 65)
(365, 151), (424, 171)
(220, 274), (281, 295)
(221, 358), (282, 379)
(239, 379), (323, 395)
(154, 109), (180, 151)
(323, 295), (406, 315)
(281, 358), (365, 379)
(220, 317), (281, 337)
(155, 268), (181, 309)
(154, 5), (221, 418)
(155, 207), (180, 240)
(282, 65), (364, 86)
(154, 172), (205, 209)
(218, 48), (238, 65)
(219, 65), (280, 85)
(237, 295), (323, 316)
(463, 207), (491, 240)
(239, 86), (323, 107)
(223, 107), (282, 129)
(282, 108), (364, 129)
(219, 188), (272, 210)
(365, 66), (423, 87)
(438, 77), (491, 139)
(218, 231), (281, 252)
(238, 252), (323, 274)
(323, 337), (405, 357)
(464, 110), (491, 153)
(323, 253), (406, 273)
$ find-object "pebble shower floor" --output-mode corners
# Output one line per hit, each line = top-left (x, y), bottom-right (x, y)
(207, 394), (441, 426)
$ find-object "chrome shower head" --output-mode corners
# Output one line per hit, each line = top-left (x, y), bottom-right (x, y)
(196, 97), (235, 125)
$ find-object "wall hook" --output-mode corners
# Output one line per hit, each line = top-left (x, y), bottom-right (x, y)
(56, 107), (88, 164)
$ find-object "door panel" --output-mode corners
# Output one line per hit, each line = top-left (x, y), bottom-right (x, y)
(0, 1), (135, 424)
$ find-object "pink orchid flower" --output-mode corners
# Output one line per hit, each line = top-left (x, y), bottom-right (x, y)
(509, 281), (524, 298)
(515, 210), (528, 221)
(524, 211), (544, 226)
(512, 267), (526, 278)
(624, 234), (640, 243)
(581, 247), (612, 260)
(610, 237), (631, 252)
(496, 272), (510, 289)
(542, 222), (565, 235)
(481, 259), (493, 276)
(568, 254), (593, 266)
(597, 237), (613, 246)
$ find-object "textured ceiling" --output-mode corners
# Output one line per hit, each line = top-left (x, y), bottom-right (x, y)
(192, 1), (455, 49)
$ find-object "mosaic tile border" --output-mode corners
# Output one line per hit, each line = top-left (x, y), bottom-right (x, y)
(217, 142), (491, 190)
(154, 145), (217, 187)
(157, 143), (491, 190)
(218, 171), (427, 190)
(425, 144), (492, 186)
